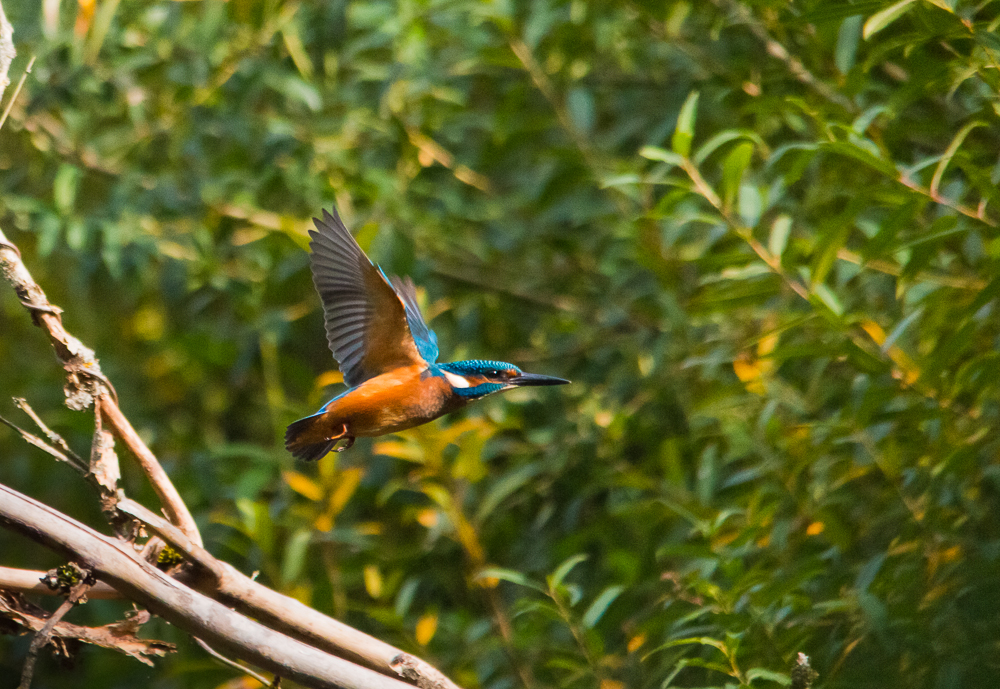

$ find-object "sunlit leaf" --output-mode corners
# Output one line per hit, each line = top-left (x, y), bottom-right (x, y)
(548, 554), (588, 590)
(415, 612), (438, 646)
(672, 91), (700, 157)
(863, 0), (917, 39)
(582, 585), (624, 628)
(364, 565), (383, 599)
(284, 471), (323, 502)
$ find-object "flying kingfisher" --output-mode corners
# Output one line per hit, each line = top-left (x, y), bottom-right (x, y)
(284, 208), (569, 461)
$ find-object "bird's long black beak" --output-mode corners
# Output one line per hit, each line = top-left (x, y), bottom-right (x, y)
(513, 372), (571, 387)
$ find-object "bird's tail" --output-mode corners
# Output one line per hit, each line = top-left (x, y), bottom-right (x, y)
(285, 415), (337, 462)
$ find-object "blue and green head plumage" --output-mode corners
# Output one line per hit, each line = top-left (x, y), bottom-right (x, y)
(433, 360), (523, 398)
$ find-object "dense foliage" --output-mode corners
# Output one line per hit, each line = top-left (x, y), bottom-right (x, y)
(2, 1), (999, 687)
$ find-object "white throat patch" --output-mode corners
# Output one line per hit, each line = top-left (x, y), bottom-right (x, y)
(442, 370), (472, 389)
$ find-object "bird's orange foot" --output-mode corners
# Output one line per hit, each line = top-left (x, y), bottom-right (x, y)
(328, 424), (354, 452)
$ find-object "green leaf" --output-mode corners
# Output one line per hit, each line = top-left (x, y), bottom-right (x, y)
(863, 0), (917, 39)
(880, 306), (924, 352)
(567, 87), (596, 135)
(640, 145), (685, 167)
(746, 667), (792, 685)
(657, 635), (729, 654)
(835, 15), (864, 74)
(476, 464), (541, 522)
(476, 568), (547, 593)
(53, 164), (80, 215)
(548, 554), (589, 589)
(975, 28), (1000, 54)
(280, 528), (312, 585)
(581, 585), (624, 627)
(930, 121), (986, 194)
(722, 141), (754, 207)
(768, 215), (792, 258)
(693, 129), (765, 166)
(738, 183), (763, 228)
(812, 283), (844, 317)
(811, 224), (851, 288)
(672, 91), (700, 157)
(820, 140), (896, 176)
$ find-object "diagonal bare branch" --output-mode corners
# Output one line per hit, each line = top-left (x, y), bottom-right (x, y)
(0, 481), (419, 689)
(0, 227), (202, 546)
(18, 577), (93, 689)
(117, 499), (463, 689)
(0, 590), (174, 665)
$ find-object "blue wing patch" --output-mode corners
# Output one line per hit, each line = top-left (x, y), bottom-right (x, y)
(389, 274), (440, 364)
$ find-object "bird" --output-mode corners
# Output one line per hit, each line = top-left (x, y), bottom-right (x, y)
(284, 208), (569, 461)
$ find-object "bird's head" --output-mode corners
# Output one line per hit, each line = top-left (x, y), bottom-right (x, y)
(435, 360), (569, 399)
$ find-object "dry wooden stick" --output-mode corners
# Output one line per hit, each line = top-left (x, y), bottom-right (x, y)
(0, 591), (174, 665)
(0, 566), (120, 599)
(17, 577), (92, 689)
(118, 499), (463, 689)
(0, 482), (418, 689)
(0, 227), (202, 546)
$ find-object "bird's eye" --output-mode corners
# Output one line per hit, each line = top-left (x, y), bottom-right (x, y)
(487, 369), (500, 377)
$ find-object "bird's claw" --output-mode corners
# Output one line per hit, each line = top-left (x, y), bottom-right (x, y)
(334, 436), (355, 452)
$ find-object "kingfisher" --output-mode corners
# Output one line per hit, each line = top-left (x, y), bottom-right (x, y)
(284, 208), (569, 461)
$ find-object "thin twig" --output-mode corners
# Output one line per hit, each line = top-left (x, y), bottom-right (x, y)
(0, 54), (33, 132)
(0, 413), (88, 473)
(506, 35), (633, 219)
(98, 397), (201, 545)
(18, 579), (93, 689)
(0, 590), (174, 663)
(13, 397), (85, 466)
(195, 637), (278, 688)
(836, 247), (986, 290)
(897, 173), (998, 228)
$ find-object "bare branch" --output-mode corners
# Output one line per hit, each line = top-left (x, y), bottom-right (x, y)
(0, 412), (87, 473)
(117, 499), (463, 689)
(195, 637), (275, 687)
(0, 481), (419, 689)
(0, 227), (202, 546)
(0, 591), (175, 667)
(13, 397), (86, 467)
(0, 566), (119, 599)
(18, 577), (92, 689)
(0, 53), (30, 133)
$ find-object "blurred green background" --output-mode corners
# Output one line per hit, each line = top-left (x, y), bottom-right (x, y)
(2, 1), (1000, 688)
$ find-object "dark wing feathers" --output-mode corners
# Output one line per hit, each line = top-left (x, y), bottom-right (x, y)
(308, 208), (434, 387)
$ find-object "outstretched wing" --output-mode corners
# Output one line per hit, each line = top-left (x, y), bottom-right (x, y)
(308, 208), (436, 387)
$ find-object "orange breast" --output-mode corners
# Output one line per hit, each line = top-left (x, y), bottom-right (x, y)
(320, 365), (466, 437)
